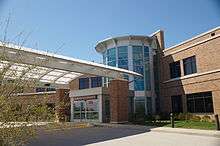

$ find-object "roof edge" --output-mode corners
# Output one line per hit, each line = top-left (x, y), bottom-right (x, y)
(165, 26), (220, 51)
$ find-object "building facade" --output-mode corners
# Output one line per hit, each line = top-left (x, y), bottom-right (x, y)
(13, 26), (220, 123)
(159, 27), (220, 118)
(95, 36), (157, 115)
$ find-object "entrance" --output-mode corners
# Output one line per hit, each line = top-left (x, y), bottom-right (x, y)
(73, 99), (99, 122)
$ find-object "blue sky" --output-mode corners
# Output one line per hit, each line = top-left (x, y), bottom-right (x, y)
(0, 0), (219, 62)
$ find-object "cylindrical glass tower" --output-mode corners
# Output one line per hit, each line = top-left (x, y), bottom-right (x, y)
(95, 35), (155, 115)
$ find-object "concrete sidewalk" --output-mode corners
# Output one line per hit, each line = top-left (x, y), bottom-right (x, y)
(152, 127), (220, 138)
(92, 123), (220, 138)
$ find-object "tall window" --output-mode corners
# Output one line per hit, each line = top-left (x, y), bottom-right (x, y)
(134, 97), (145, 114)
(183, 56), (197, 75)
(187, 91), (213, 113)
(169, 61), (181, 79)
(144, 46), (151, 90)
(107, 48), (116, 66)
(133, 46), (144, 91)
(79, 78), (89, 89)
(118, 46), (128, 69)
(171, 95), (183, 113)
(91, 76), (102, 88)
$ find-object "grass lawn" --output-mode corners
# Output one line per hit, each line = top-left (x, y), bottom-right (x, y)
(145, 120), (216, 130)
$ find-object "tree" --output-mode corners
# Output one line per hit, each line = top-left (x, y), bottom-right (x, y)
(0, 17), (55, 146)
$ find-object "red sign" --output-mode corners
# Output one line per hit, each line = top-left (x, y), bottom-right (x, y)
(73, 95), (97, 101)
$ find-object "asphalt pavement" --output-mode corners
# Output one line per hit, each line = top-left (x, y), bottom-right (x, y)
(27, 126), (220, 146)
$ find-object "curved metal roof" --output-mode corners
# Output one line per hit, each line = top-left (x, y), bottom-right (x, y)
(0, 42), (142, 85)
(95, 35), (152, 53)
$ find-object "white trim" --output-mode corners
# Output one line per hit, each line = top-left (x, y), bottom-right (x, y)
(0, 42), (142, 85)
(14, 91), (56, 96)
(95, 35), (151, 53)
(163, 34), (220, 56)
(165, 26), (220, 52)
(149, 29), (163, 37)
(163, 69), (220, 83)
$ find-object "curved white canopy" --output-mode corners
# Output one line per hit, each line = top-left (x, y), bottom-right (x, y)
(0, 42), (141, 85)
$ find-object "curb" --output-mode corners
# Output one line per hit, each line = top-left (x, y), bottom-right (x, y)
(151, 127), (220, 138)
(92, 123), (220, 138)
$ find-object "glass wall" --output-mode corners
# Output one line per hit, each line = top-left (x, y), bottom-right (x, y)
(144, 46), (151, 90)
(103, 45), (151, 91)
(118, 46), (128, 69)
(133, 46), (144, 91)
(107, 48), (116, 67)
(134, 96), (145, 114)
(73, 99), (99, 121)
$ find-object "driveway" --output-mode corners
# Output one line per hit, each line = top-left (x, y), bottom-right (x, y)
(27, 126), (220, 146)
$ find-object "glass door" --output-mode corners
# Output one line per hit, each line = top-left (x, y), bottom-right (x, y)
(73, 100), (86, 121)
(73, 99), (99, 122)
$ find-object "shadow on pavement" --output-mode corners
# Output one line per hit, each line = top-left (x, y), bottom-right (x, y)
(27, 126), (150, 146)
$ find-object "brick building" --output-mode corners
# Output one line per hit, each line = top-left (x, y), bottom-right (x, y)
(69, 26), (220, 122)
(159, 27), (220, 118)
(3, 26), (220, 123)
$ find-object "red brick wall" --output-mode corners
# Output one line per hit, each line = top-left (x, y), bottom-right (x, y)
(160, 28), (220, 117)
(108, 79), (129, 123)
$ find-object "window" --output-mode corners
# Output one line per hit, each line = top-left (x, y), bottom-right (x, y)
(46, 87), (56, 92)
(91, 76), (102, 88)
(79, 78), (89, 89)
(133, 46), (144, 91)
(86, 99), (99, 120)
(171, 95), (183, 113)
(118, 46), (128, 69)
(134, 77), (144, 91)
(107, 48), (116, 66)
(146, 97), (152, 115)
(187, 91), (213, 113)
(144, 46), (151, 90)
(36, 87), (46, 92)
(134, 97), (145, 114)
(169, 61), (181, 79)
(183, 56), (197, 75)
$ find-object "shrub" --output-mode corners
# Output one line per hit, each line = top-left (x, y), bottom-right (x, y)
(201, 115), (211, 122)
(191, 115), (201, 121)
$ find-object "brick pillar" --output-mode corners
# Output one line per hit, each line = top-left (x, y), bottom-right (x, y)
(56, 89), (70, 122)
(109, 79), (129, 123)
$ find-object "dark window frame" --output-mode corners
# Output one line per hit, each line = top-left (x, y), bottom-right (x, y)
(169, 61), (181, 79)
(186, 91), (214, 113)
(183, 56), (197, 75)
(91, 76), (102, 88)
(171, 95), (183, 113)
(79, 78), (90, 89)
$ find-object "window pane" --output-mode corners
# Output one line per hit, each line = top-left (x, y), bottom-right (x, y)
(187, 91), (213, 113)
(91, 76), (102, 88)
(183, 56), (197, 75)
(171, 95), (183, 113)
(195, 98), (205, 113)
(79, 78), (89, 89)
(187, 99), (195, 113)
(204, 97), (214, 113)
(107, 48), (116, 67)
(135, 97), (145, 114)
(169, 61), (181, 79)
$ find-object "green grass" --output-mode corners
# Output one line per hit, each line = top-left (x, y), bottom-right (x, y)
(165, 120), (216, 130)
(144, 120), (216, 130)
